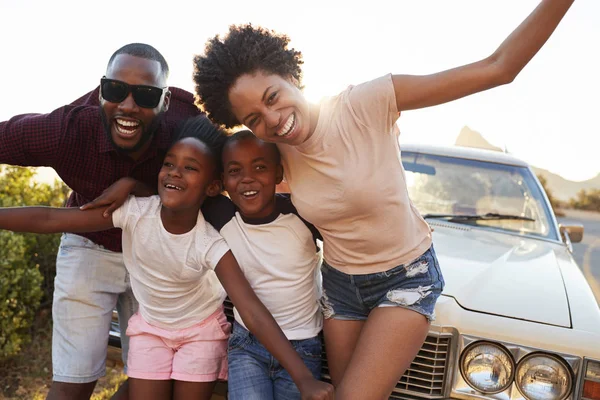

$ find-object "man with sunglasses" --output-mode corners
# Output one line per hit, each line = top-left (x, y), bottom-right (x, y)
(0, 43), (200, 400)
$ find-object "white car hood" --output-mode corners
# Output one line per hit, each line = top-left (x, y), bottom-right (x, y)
(431, 222), (571, 328)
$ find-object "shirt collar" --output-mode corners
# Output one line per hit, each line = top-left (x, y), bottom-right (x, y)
(239, 207), (280, 225)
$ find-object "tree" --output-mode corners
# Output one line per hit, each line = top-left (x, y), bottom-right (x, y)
(569, 189), (600, 212)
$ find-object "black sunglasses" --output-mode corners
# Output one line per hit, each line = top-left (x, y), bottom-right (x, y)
(100, 77), (167, 109)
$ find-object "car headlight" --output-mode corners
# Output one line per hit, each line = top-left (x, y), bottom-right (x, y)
(460, 341), (514, 394)
(515, 353), (573, 400)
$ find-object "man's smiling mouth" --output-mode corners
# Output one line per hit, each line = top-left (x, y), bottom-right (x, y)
(114, 118), (141, 137)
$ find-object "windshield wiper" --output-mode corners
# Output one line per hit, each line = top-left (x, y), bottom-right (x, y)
(422, 213), (535, 222)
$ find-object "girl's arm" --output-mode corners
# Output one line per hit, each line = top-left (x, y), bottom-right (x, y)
(214, 251), (334, 400)
(0, 206), (114, 234)
(393, 0), (574, 112)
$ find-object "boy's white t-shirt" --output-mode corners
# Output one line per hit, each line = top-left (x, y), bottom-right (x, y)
(112, 195), (229, 330)
(204, 194), (323, 340)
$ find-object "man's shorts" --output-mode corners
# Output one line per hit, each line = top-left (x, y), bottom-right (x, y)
(52, 233), (137, 383)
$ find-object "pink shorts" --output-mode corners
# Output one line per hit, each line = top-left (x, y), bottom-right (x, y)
(125, 307), (231, 382)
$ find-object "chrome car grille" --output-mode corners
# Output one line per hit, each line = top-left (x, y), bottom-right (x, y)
(223, 299), (452, 400)
(224, 298), (235, 319)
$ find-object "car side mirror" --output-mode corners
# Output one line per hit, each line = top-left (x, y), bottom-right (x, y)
(559, 224), (584, 249)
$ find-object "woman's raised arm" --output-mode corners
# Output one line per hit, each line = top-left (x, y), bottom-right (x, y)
(393, 0), (574, 112)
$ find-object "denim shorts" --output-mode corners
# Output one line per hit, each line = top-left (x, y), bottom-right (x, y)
(227, 321), (322, 400)
(319, 246), (444, 322)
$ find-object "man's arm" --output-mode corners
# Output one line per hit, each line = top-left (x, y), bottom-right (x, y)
(80, 177), (156, 217)
(1, 87), (101, 167)
(0, 108), (74, 167)
(0, 206), (114, 234)
(214, 251), (334, 400)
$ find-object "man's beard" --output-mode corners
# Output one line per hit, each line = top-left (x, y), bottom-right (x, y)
(100, 108), (164, 155)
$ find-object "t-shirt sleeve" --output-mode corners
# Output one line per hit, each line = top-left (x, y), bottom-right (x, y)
(202, 194), (237, 232)
(197, 221), (230, 270)
(346, 73), (399, 133)
(112, 195), (137, 231)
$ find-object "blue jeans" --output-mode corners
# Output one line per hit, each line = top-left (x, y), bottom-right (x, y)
(227, 321), (322, 400)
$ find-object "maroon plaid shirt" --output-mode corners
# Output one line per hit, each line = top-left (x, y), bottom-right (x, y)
(0, 86), (201, 252)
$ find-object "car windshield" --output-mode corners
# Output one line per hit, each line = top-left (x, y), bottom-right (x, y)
(402, 151), (559, 240)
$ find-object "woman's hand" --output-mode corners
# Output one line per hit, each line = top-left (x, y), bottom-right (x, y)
(392, 0), (575, 112)
(80, 177), (138, 217)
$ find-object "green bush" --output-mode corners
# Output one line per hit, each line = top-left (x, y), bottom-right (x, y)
(0, 166), (70, 306)
(0, 231), (44, 359)
(0, 166), (70, 359)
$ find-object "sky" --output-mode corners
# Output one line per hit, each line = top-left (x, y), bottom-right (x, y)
(1, 0), (598, 183)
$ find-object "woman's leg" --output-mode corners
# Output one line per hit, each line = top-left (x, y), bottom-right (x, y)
(335, 307), (430, 400)
(128, 378), (172, 400)
(326, 246), (444, 398)
(172, 381), (216, 400)
(322, 319), (364, 386)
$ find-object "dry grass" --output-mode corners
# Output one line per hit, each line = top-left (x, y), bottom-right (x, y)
(0, 309), (127, 400)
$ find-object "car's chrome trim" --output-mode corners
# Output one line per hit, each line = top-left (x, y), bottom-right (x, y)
(580, 358), (600, 400)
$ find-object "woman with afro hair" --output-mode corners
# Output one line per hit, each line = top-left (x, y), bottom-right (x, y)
(193, 1), (574, 398)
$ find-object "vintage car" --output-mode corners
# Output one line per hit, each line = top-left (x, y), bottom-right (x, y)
(110, 143), (600, 400)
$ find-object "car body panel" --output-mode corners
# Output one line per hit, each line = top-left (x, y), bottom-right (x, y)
(433, 295), (600, 360)
(431, 222), (571, 327)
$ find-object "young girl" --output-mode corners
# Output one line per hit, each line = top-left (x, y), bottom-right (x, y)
(0, 117), (333, 400)
(203, 130), (323, 400)
(192, 2), (574, 398)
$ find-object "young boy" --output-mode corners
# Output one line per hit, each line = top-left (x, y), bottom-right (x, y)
(0, 118), (333, 400)
(204, 130), (324, 400)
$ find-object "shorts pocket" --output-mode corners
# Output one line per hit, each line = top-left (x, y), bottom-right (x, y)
(228, 325), (251, 351)
(211, 312), (231, 340)
(385, 248), (435, 280)
(125, 313), (144, 337)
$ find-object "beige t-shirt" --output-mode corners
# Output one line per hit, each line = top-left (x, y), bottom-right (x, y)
(278, 74), (431, 274)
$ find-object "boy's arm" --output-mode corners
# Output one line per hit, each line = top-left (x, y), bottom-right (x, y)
(0, 206), (114, 234)
(214, 251), (334, 400)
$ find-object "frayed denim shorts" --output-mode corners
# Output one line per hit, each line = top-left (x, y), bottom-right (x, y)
(319, 245), (444, 322)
